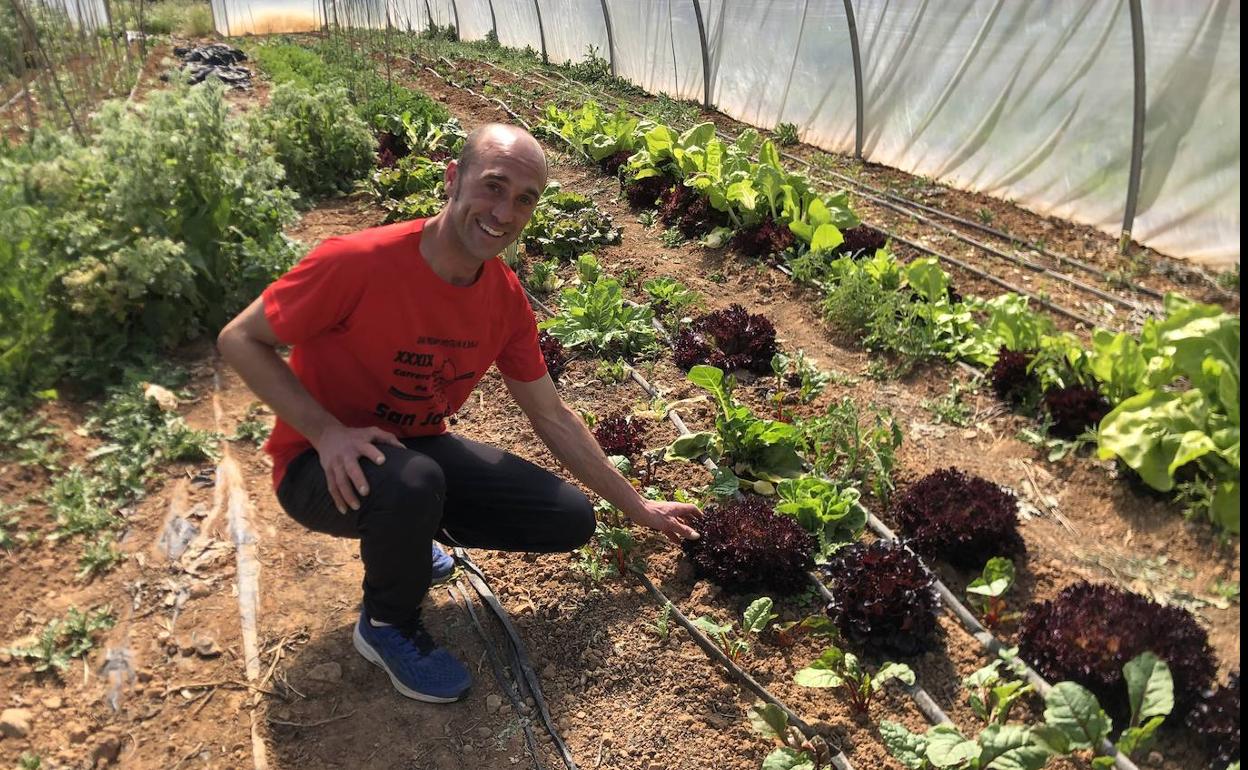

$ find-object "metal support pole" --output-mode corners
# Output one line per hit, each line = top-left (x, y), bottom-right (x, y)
(486, 0), (497, 41)
(532, 0), (548, 63)
(598, 0), (616, 77)
(423, 0), (433, 31)
(449, 0), (460, 37)
(689, 0), (710, 108)
(1120, 0), (1147, 254)
(842, 0), (865, 159)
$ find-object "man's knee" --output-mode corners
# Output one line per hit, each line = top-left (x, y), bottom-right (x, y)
(363, 445), (446, 514)
(557, 485), (596, 550)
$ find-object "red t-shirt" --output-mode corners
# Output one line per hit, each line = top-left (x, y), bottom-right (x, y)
(261, 218), (546, 486)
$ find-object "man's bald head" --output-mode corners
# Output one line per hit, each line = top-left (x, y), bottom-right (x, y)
(458, 123), (548, 180)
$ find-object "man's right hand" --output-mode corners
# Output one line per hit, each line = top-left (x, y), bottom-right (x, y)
(313, 424), (404, 513)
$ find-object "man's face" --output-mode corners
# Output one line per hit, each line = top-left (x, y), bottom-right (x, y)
(443, 136), (546, 263)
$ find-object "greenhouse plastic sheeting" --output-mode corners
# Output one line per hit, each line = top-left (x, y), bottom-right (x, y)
(535, 0), (609, 67)
(215, 0), (1239, 265)
(212, 0), (323, 34)
(1136, 1), (1239, 266)
(450, 0), (494, 43)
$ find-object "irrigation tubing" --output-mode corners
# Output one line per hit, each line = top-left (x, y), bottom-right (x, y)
(457, 55), (1151, 328)
(445, 581), (546, 770)
(491, 56), (1168, 312)
(455, 549), (581, 770)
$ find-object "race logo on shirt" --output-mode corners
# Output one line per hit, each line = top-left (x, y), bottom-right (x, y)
(375, 344), (476, 428)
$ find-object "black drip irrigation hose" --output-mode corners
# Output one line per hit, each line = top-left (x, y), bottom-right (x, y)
(508, 59), (1170, 314)
(465, 57), (1153, 330)
(454, 549), (581, 770)
(445, 581), (546, 770)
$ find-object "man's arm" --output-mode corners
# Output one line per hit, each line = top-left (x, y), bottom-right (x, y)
(503, 373), (700, 542)
(217, 297), (401, 513)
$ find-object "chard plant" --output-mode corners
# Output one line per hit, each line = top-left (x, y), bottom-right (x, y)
(965, 557), (1018, 629)
(963, 650), (1033, 725)
(643, 276), (700, 323)
(772, 614), (839, 648)
(691, 597), (776, 663)
(665, 365), (804, 485)
(794, 644), (915, 716)
(881, 652), (1175, 770)
(747, 703), (836, 770)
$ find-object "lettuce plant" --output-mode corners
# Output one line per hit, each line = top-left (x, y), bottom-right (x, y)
(835, 225), (888, 258)
(592, 414), (645, 458)
(890, 468), (1024, 569)
(774, 477), (866, 562)
(729, 217), (796, 257)
(523, 189), (621, 260)
(989, 347), (1038, 405)
(1186, 673), (1240, 769)
(673, 304), (778, 374)
(1042, 384), (1110, 439)
(1018, 581), (1216, 718)
(823, 541), (940, 656)
(682, 496), (815, 595)
(539, 277), (657, 358)
(538, 330), (568, 380)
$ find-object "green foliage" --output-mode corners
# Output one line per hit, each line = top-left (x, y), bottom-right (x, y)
(748, 703), (836, 770)
(253, 83), (375, 199)
(537, 101), (646, 162)
(774, 122), (800, 147)
(368, 154), (447, 223)
(0, 82), (300, 396)
(574, 520), (642, 581)
(691, 597), (775, 662)
(78, 535), (124, 580)
(774, 477), (866, 562)
(539, 277), (657, 358)
(143, 0), (214, 36)
(0, 405), (62, 470)
(231, 403), (272, 446)
(667, 365), (805, 484)
(525, 258), (563, 295)
(963, 651), (1033, 725)
(923, 381), (974, 426)
(965, 557), (1018, 628)
(0, 503), (22, 550)
(250, 38), (448, 127)
(642, 276), (701, 322)
(770, 350), (833, 403)
(795, 398), (902, 504)
(1092, 295), (1239, 531)
(794, 644), (915, 716)
(4, 606), (116, 675)
(881, 652), (1175, 769)
(523, 189), (621, 260)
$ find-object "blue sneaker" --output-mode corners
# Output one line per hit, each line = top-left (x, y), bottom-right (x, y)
(352, 611), (471, 702)
(430, 542), (455, 584)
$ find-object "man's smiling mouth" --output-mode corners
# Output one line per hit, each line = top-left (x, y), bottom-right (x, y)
(478, 219), (504, 238)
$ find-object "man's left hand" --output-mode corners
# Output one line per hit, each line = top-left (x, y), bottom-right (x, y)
(629, 500), (701, 543)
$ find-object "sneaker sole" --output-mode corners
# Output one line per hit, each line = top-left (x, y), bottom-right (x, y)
(352, 623), (465, 703)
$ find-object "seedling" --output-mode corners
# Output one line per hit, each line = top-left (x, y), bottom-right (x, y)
(963, 651), (1032, 725)
(525, 258), (564, 294)
(0, 503), (23, 550)
(794, 644), (914, 716)
(771, 350), (833, 404)
(747, 703), (835, 769)
(923, 381), (975, 426)
(692, 597), (776, 663)
(774, 122), (800, 147)
(594, 358), (630, 384)
(636, 210), (657, 228)
(966, 557), (1018, 628)
(231, 403), (273, 446)
(772, 614), (839, 648)
(5, 606), (116, 675)
(659, 227), (685, 248)
(646, 602), (674, 642)
(78, 536), (125, 581)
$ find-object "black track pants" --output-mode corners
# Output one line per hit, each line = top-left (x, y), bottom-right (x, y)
(276, 433), (595, 624)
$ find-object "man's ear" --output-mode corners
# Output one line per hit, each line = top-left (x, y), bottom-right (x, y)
(444, 159), (459, 198)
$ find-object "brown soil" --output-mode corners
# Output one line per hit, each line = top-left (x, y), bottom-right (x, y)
(0, 49), (1238, 770)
